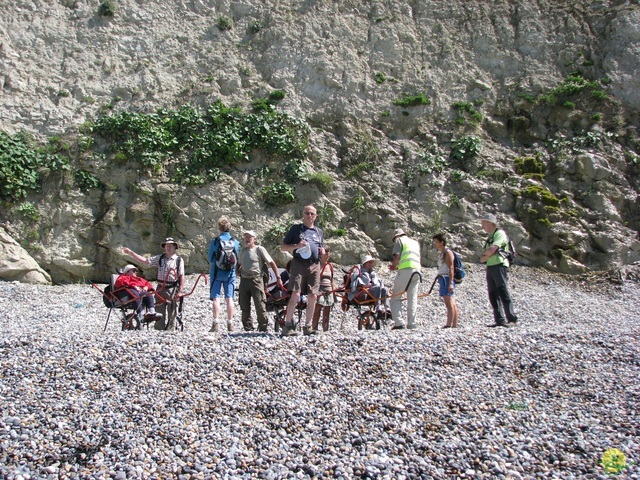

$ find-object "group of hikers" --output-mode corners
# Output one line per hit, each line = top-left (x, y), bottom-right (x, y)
(116, 205), (517, 334)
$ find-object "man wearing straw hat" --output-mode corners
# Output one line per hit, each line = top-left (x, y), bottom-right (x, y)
(123, 237), (185, 330)
(388, 229), (422, 330)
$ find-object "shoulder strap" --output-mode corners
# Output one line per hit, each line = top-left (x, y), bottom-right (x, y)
(257, 246), (268, 265)
(321, 262), (334, 276)
(486, 230), (498, 247)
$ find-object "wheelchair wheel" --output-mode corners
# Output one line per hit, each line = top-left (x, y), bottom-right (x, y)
(358, 311), (375, 330)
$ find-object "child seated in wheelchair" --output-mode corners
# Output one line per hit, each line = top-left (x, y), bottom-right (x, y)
(348, 255), (391, 318)
(115, 265), (163, 324)
(312, 248), (336, 332)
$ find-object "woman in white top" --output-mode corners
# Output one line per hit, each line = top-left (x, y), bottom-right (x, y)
(432, 233), (459, 328)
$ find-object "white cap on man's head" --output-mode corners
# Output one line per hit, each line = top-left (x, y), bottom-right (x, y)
(244, 230), (257, 238)
(361, 254), (376, 265)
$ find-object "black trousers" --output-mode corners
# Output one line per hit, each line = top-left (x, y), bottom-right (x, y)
(486, 265), (517, 323)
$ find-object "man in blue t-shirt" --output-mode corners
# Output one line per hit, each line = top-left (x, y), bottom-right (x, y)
(280, 204), (325, 336)
(208, 216), (240, 332)
(479, 213), (518, 327)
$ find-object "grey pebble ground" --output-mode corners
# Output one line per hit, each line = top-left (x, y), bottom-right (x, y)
(0, 265), (638, 479)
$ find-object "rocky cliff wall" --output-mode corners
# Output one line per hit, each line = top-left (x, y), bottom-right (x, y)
(1, 0), (639, 283)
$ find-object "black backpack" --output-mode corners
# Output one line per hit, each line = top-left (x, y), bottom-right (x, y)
(451, 250), (466, 284)
(215, 236), (237, 271)
(497, 231), (516, 265)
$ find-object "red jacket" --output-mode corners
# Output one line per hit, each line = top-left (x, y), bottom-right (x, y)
(115, 275), (153, 291)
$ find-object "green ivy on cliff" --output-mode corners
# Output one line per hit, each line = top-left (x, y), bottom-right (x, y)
(0, 131), (70, 203)
(92, 101), (310, 188)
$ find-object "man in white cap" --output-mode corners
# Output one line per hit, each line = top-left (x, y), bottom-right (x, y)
(237, 230), (282, 332)
(388, 228), (422, 329)
(123, 237), (185, 330)
(480, 213), (518, 327)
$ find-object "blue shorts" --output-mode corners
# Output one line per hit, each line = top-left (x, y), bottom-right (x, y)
(210, 279), (235, 299)
(438, 276), (455, 297)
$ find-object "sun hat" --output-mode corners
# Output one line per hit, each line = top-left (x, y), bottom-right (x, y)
(480, 213), (498, 224)
(361, 255), (377, 265)
(161, 237), (179, 248)
(123, 264), (139, 274)
(243, 230), (257, 238)
(392, 228), (406, 239)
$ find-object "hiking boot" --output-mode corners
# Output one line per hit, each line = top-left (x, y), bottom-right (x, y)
(391, 325), (405, 330)
(281, 323), (298, 337)
(209, 322), (219, 333)
(508, 317), (518, 324)
(227, 322), (234, 332)
(407, 324), (417, 330)
(303, 326), (318, 336)
(487, 322), (508, 328)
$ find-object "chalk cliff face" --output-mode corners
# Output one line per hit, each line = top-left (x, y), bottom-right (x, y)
(1, 0), (639, 283)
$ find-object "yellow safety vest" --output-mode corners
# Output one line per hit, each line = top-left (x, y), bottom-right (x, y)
(398, 236), (421, 270)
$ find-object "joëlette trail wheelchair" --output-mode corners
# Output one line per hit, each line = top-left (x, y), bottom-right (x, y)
(337, 267), (439, 330)
(265, 282), (307, 333)
(92, 269), (207, 332)
(336, 265), (393, 331)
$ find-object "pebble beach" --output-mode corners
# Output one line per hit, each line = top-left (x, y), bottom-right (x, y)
(0, 265), (638, 479)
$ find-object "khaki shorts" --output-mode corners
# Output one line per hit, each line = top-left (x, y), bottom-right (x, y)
(289, 258), (320, 295)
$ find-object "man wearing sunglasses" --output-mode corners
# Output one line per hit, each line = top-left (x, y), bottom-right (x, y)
(280, 205), (325, 336)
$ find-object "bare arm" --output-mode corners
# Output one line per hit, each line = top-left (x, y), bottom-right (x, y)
(479, 245), (498, 264)
(445, 249), (455, 290)
(122, 247), (150, 265)
(388, 253), (400, 271)
(280, 240), (303, 253)
(269, 261), (283, 286)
